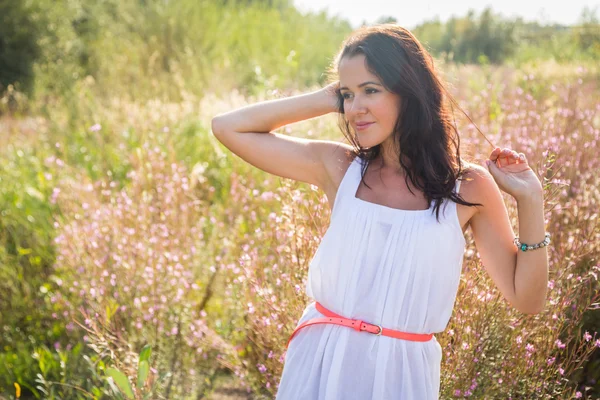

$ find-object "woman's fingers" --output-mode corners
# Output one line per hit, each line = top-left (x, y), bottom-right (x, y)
(490, 147), (501, 162)
(489, 147), (526, 166)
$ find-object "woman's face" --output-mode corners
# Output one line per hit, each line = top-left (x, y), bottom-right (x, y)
(338, 54), (402, 150)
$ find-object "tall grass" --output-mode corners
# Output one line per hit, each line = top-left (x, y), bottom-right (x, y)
(1, 62), (599, 398)
(0, 1), (599, 397)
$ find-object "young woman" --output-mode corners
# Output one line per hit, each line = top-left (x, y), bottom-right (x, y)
(211, 24), (549, 400)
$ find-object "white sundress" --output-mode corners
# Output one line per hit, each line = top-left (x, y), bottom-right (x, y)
(275, 155), (467, 400)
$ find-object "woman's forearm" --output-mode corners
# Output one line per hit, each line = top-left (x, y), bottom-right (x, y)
(514, 191), (549, 314)
(211, 89), (337, 135)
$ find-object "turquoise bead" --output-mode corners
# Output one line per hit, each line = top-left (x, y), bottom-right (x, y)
(521, 244), (528, 251)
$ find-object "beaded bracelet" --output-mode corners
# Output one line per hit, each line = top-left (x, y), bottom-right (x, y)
(514, 232), (551, 252)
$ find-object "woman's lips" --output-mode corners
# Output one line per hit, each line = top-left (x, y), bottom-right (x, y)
(356, 122), (374, 131)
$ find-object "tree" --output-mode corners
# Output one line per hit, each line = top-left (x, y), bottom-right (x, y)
(0, 0), (41, 93)
(376, 16), (398, 25)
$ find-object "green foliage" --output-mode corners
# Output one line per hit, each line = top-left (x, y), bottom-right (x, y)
(0, 0), (351, 114)
(0, 0), (599, 398)
(1, 63), (599, 397)
(0, 144), (61, 394)
(137, 361), (149, 390)
(573, 6), (600, 58)
(139, 344), (152, 363)
(413, 6), (600, 65)
(102, 344), (177, 399)
(0, 0), (41, 93)
(137, 344), (151, 390)
(106, 368), (134, 399)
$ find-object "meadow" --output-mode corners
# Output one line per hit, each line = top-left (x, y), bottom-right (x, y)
(1, 1), (600, 399)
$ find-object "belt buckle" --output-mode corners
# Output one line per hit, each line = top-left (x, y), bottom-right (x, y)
(357, 319), (383, 336)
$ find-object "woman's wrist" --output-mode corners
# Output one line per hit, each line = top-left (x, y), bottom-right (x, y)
(515, 187), (543, 204)
(306, 89), (338, 116)
(318, 82), (341, 114)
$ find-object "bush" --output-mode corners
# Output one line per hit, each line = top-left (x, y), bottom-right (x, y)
(0, 0), (41, 94)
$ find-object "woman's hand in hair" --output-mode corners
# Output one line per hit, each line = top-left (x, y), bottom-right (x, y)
(484, 147), (543, 201)
(321, 81), (342, 114)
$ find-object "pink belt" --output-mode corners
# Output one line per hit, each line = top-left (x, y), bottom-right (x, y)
(286, 302), (434, 349)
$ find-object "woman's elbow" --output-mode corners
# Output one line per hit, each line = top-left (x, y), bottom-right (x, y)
(211, 115), (226, 136)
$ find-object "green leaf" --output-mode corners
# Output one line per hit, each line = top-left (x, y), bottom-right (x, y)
(137, 360), (149, 389)
(105, 377), (123, 399)
(17, 247), (32, 255)
(139, 344), (152, 362)
(106, 368), (134, 399)
(105, 299), (120, 325)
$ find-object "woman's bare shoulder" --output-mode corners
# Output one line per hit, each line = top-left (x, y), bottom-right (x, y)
(323, 142), (356, 181)
(458, 160), (499, 206)
(318, 142), (356, 201)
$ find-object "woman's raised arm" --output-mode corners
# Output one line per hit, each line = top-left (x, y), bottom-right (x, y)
(210, 84), (349, 189)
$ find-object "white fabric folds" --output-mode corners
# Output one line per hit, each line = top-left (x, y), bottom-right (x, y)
(276, 156), (466, 400)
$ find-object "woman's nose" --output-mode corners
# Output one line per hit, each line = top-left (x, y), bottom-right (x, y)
(348, 97), (367, 115)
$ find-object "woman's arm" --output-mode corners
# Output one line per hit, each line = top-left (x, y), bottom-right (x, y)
(212, 84), (339, 134)
(513, 191), (548, 313)
(465, 148), (549, 315)
(210, 84), (347, 189)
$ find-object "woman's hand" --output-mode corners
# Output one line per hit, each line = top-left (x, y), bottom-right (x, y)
(485, 147), (543, 201)
(320, 81), (341, 114)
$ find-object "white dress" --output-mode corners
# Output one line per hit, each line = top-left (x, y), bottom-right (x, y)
(275, 155), (467, 400)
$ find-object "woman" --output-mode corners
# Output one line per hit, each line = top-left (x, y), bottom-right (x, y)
(211, 24), (549, 400)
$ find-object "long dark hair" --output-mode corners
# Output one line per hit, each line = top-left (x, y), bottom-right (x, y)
(330, 24), (487, 222)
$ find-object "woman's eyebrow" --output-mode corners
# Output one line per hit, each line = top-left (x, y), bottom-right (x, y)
(339, 81), (383, 91)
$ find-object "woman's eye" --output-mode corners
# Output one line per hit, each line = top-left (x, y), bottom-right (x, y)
(342, 89), (376, 100)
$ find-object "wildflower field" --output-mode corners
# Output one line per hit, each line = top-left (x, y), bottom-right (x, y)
(1, 1), (600, 399)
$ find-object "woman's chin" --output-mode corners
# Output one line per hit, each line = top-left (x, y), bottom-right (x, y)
(356, 137), (383, 149)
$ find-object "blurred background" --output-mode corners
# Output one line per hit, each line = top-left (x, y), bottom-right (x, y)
(1, 0), (599, 399)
